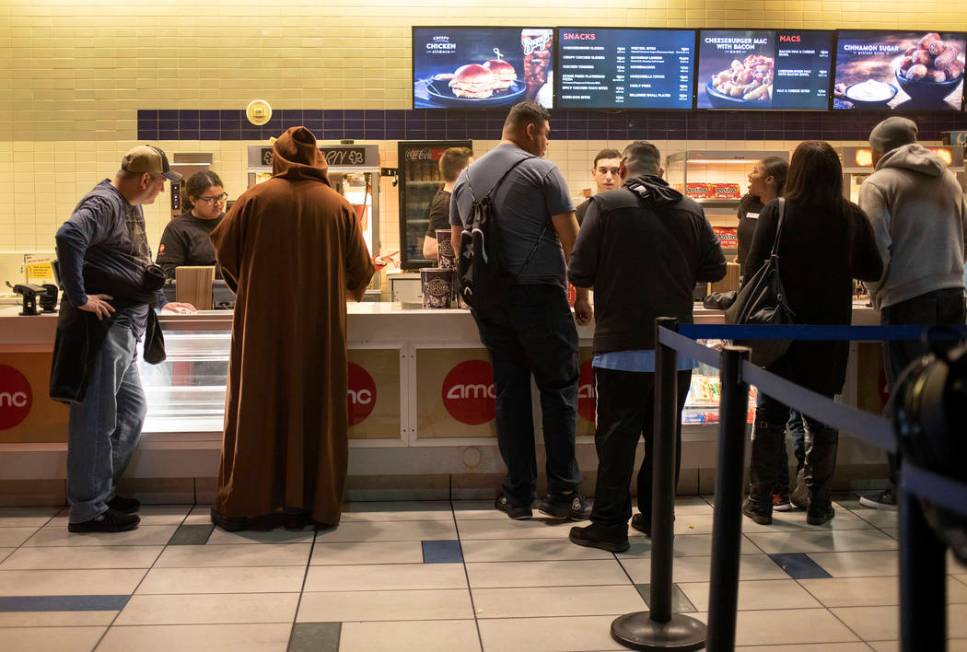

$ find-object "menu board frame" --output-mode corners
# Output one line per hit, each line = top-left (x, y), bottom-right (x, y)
(554, 26), (698, 111)
(832, 29), (967, 113)
(694, 28), (836, 112)
(411, 25), (557, 111)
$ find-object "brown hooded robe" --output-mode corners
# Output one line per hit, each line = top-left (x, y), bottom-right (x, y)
(211, 126), (375, 526)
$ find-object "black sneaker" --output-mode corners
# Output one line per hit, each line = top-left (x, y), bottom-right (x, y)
(107, 495), (141, 514)
(538, 493), (591, 521)
(859, 489), (897, 511)
(630, 513), (651, 537)
(68, 508), (140, 533)
(495, 495), (533, 520)
(569, 523), (630, 553)
(742, 498), (772, 525)
(807, 504), (836, 526)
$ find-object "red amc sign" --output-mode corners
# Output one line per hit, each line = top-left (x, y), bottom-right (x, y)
(442, 360), (496, 425)
(578, 360), (596, 423)
(347, 362), (377, 426)
(0, 365), (33, 431)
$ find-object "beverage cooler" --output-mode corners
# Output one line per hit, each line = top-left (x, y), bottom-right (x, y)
(397, 140), (473, 270)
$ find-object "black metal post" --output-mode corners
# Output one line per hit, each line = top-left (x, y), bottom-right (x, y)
(706, 345), (751, 652)
(899, 479), (947, 652)
(611, 317), (706, 651)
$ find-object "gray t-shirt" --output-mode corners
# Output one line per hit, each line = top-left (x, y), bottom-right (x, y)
(450, 143), (574, 286)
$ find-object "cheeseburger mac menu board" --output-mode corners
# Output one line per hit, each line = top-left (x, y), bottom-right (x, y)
(697, 30), (833, 110)
(834, 32), (965, 111)
(557, 28), (696, 110)
(413, 27), (554, 109)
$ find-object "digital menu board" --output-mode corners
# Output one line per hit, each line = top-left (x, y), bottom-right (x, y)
(556, 28), (696, 110)
(834, 31), (965, 111)
(696, 30), (833, 110)
(413, 27), (555, 109)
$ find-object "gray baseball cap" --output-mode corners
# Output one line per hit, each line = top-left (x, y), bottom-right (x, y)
(868, 117), (919, 154)
(121, 145), (182, 182)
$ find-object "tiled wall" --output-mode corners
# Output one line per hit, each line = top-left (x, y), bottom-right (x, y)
(1, 0), (967, 268)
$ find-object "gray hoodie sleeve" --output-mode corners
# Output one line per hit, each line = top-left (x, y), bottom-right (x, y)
(858, 182), (892, 303)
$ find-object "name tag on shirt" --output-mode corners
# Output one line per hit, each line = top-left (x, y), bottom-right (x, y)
(746, 212), (760, 220)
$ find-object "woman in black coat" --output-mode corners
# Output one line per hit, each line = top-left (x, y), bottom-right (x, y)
(742, 141), (883, 526)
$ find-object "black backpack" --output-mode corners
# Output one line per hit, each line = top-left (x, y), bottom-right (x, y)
(456, 155), (536, 311)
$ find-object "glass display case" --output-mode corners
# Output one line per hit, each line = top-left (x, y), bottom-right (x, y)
(837, 144), (964, 204)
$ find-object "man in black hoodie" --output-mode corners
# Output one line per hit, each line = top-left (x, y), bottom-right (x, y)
(567, 141), (726, 552)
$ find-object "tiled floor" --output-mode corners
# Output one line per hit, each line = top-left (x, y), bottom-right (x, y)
(0, 499), (964, 651)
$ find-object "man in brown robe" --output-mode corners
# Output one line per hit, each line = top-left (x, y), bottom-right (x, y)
(210, 126), (375, 530)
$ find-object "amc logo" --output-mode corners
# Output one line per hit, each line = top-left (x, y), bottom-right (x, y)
(347, 362), (376, 426)
(442, 360), (496, 425)
(0, 365), (32, 431)
(578, 360), (597, 423)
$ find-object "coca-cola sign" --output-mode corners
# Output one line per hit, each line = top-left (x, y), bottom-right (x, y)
(0, 365), (32, 431)
(442, 360), (496, 425)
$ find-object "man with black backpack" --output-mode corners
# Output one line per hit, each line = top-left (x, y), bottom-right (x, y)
(567, 141), (726, 552)
(449, 101), (592, 521)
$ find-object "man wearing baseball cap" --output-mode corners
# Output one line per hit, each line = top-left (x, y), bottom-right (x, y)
(860, 117), (967, 510)
(52, 144), (196, 533)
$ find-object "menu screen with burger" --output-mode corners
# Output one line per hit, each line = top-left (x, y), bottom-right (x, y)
(834, 31), (965, 111)
(556, 28), (695, 110)
(696, 30), (833, 110)
(413, 27), (555, 109)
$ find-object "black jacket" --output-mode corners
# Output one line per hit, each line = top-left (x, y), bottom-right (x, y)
(569, 175), (727, 354)
(744, 198), (883, 394)
(157, 211), (223, 279)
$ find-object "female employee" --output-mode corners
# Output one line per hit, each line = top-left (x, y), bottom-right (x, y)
(157, 170), (228, 278)
(737, 156), (788, 278)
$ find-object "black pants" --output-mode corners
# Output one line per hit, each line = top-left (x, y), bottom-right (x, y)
(590, 367), (692, 528)
(881, 287), (967, 485)
(472, 284), (582, 505)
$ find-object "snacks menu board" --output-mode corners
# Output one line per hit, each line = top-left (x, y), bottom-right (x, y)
(556, 28), (696, 110)
(696, 30), (833, 110)
(833, 31), (965, 111)
(413, 27), (554, 109)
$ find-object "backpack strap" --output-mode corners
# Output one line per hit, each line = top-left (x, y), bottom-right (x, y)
(770, 197), (786, 257)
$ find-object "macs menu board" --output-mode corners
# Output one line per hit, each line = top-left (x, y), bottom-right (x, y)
(556, 28), (696, 110)
(412, 27), (555, 109)
(696, 30), (833, 110)
(834, 31), (965, 111)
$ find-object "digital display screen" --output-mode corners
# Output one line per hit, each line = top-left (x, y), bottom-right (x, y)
(413, 27), (555, 109)
(556, 28), (696, 110)
(833, 31), (965, 111)
(696, 30), (833, 110)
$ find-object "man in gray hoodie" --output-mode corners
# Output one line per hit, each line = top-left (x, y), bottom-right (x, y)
(860, 117), (967, 509)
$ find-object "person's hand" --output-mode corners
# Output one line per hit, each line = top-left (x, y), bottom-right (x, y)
(161, 302), (197, 314)
(574, 296), (593, 325)
(78, 294), (115, 320)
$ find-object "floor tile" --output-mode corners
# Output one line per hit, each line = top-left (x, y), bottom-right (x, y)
(207, 526), (316, 545)
(472, 585), (644, 618)
(0, 626), (106, 652)
(0, 549), (13, 565)
(339, 619), (480, 652)
(0, 546), (163, 570)
(115, 592), (299, 625)
(766, 507), (873, 531)
(616, 534), (761, 558)
(460, 538), (612, 562)
(0, 595), (128, 611)
(0, 569), (146, 596)
(0, 529), (39, 548)
(832, 603), (967, 641)
(734, 644), (871, 651)
(769, 553), (833, 579)
(452, 501), (522, 520)
(807, 551), (898, 577)
(24, 525), (177, 547)
(288, 622), (340, 652)
(692, 608), (860, 646)
(637, 582), (697, 613)
(746, 528), (898, 554)
(457, 518), (579, 540)
(0, 611), (117, 627)
(136, 566), (306, 595)
(620, 553), (787, 583)
(866, 641), (967, 652)
(0, 508), (59, 529)
(423, 539), (463, 563)
(314, 520), (457, 543)
(850, 508), (898, 531)
(678, 579), (822, 612)
(341, 501), (455, 522)
(168, 524), (214, 545)
(183, 505), (213, 526)
(156, 543), (311, 568)
(799, 576), (906, 607)
(305, 563), (467, 592)
(97, 623), (291, 652)
(311, 541), (424, 565)
(478, 615), (620, 652)
(466, 560), (629, 588)
(298, 588), (473, 622)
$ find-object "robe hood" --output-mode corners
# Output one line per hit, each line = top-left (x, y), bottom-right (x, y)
(272, 126), (331, 186)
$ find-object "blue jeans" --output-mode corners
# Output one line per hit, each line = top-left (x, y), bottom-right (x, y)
(776, 410), (806, 494)
(471, 284), (582, 505)
(67, 322), (147, 523)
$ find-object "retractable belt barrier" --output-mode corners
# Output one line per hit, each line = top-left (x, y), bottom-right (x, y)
(610, 320), (966, 652)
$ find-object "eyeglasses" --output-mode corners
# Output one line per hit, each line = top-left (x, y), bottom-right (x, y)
(196, 193), (228, 204)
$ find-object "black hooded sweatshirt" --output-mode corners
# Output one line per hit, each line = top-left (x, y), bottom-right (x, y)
(569, 175), (727, 354)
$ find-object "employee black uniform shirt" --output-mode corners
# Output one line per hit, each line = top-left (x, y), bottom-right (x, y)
(737, 194), (764, 276)
(423, 189), (451, 239)
(157, 211), (223, 279)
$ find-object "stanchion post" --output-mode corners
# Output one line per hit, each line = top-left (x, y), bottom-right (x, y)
(706, 345), (751, 652)
(611, 317), (706, 651)
(899, 476), (947, 652)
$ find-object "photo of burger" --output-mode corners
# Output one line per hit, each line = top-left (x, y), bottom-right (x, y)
(448, 64), (497, 99)
(484, 58), (518, 91)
